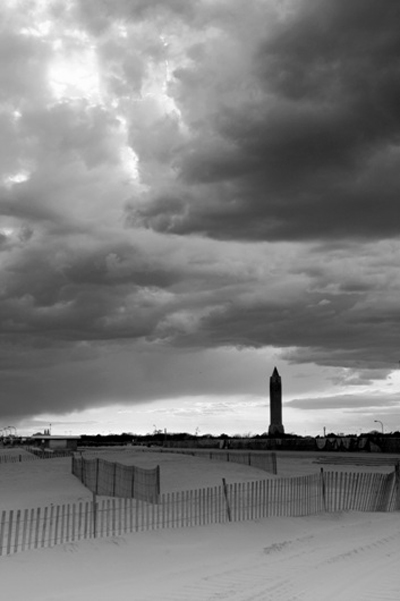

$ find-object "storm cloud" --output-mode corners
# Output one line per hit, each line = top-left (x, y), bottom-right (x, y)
(1, 0), (400, 431)
(127, 0), (400, 241)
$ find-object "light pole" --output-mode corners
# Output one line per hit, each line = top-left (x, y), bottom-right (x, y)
(374, 420), (384, 434)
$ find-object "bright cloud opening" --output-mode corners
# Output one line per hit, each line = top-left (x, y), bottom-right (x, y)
(3, 171), (31, 187)
(48, 46), (102, 103)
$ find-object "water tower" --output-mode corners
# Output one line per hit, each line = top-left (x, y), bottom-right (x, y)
(268, 367), (285, 435)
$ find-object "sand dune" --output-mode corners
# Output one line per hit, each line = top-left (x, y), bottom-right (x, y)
(1, 447), (399, 600)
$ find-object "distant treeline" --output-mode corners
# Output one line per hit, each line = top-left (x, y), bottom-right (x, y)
(79, 431), (302, 446)
(78, 430), (400, 449)
(3, 431), (400, 449)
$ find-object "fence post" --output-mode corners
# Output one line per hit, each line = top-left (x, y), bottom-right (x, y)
(95, 458), (100, 495)
(92, 492), (97, 538)
(320, 468), (326, 511)
(0, 511), (6, 556)
(222, 478), (232, 522)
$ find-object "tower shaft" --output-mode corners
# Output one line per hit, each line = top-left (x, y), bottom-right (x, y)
(268, 367), (284, 435)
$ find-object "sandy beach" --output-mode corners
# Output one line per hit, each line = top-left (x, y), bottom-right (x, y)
(1, 447), (399, 600)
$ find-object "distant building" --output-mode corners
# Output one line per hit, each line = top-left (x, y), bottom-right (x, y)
(28, 435), (79, 451)
(268, 367), (285, 435)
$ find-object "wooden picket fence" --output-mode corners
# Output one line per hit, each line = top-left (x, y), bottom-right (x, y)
(0, 454), (38, 465)
(316, 455), (400, 467)
(71, 455), (160, 502)
(26, 448), (73, 459)
(1, 468), (399, 557)
(0, 449), (73, 464)
(321, 468), (398, 512)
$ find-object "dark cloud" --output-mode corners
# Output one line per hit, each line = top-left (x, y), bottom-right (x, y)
(0, 231), (185, 344)
(190, 289), (400, 371)
(1, 0), (400, 431)
(0, 342), (273, 425)
(127, 0), (400, 241)
(287, 392), (399, 411)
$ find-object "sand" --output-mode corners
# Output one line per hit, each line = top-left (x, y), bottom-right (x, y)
(1, 447), (399, 600)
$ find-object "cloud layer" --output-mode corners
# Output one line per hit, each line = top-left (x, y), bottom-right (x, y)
(1, 0), (400, 429)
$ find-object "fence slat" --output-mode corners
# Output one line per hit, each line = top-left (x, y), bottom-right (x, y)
(60, 505), (65, 544)
(21, 509), (29, 552)
(124, 498), (128, 533)
(276, 478), (281, 515)
(161, 493), (166, 529)
(0, 510), (6, 556)
(106, 499), (111, 537)
(84, 501), (90, 539)
(14, 509), (21, 554)
(54, 505), (60, 545)
(26, 508), (34, 550)
(7, 510), (14, 555)
(128, 498), (133, 533)
(47, 505), (54, 547)
(261, 479), (266, 518)
(41, 507), (48, 549)
(359, 473), (367, 510)
(356, 472), (364, 511)
(33, 508), (41, 550)
(343, 472), (349, 510)
(76, 502), (82, 541)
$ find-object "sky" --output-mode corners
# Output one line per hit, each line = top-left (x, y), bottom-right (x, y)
(1, 0), (400, 438)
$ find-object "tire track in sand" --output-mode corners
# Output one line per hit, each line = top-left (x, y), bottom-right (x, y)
(136, 516), (400, 601)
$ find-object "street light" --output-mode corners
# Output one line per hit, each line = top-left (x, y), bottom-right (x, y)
(374, 420), (384, 434)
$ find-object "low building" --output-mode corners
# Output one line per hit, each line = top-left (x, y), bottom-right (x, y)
(28, 435), (80, 451)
